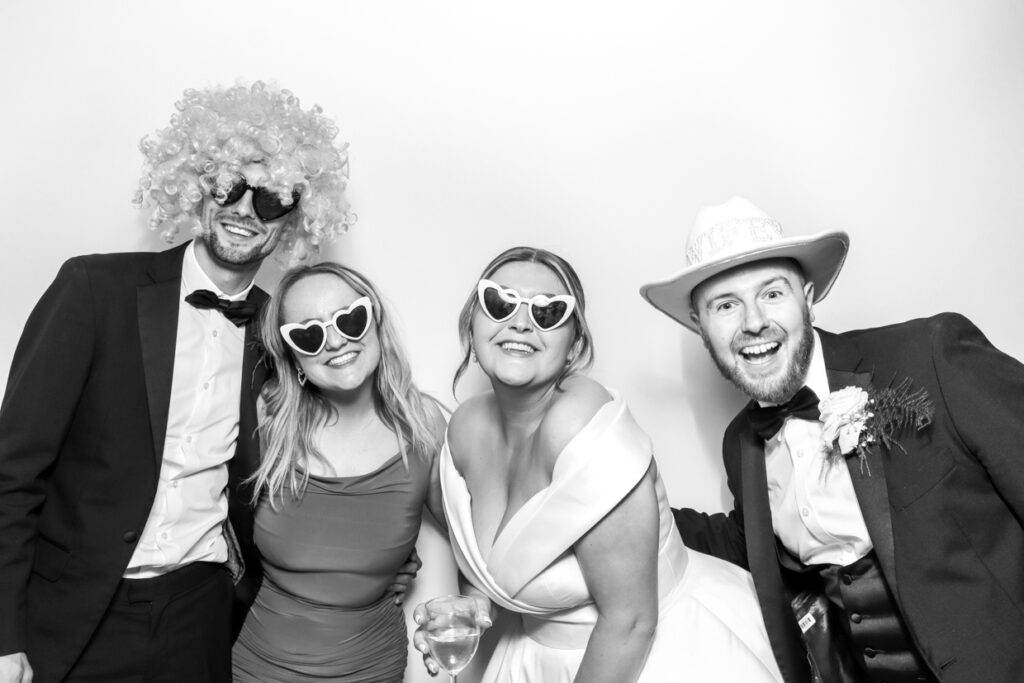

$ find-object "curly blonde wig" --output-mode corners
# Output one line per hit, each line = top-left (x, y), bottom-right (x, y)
(134, 81), (355, 264)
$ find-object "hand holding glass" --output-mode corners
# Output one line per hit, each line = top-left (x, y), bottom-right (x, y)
(423, 595), (481, 682)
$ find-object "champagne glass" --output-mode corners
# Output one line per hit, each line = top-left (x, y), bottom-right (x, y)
(423, 595), (481, 682)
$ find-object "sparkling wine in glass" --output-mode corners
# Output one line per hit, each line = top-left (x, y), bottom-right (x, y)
(424, 595), (481, 683)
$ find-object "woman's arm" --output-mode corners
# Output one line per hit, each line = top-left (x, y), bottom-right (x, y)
(573, 466), (660, 683)
(423, 398), (448, 532)
(538, 376), (658, 682)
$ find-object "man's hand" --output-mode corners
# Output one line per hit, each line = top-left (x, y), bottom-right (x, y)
(0, 652), (32, 683)
(388, 549), (423, 605)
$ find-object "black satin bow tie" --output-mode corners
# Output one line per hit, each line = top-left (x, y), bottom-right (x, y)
(747, 385), (821, 441)
(184, 289), (258, 327)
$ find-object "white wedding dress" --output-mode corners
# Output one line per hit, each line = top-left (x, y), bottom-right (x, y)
(441, 394), (783, 682)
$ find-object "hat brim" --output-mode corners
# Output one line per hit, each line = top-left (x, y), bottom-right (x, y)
(640, 230), (850, 332)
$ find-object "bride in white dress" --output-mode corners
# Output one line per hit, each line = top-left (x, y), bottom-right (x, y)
(415, 247), (782, 683)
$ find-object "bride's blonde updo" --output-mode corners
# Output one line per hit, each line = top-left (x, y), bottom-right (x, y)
(134, 81), (356, 264)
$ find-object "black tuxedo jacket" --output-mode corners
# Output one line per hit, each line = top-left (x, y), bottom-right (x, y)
(675, 313), (1024, 683)
(0, 243), (267, 681)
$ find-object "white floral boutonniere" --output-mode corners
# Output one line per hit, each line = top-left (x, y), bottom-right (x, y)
(818, 378), (935, 475)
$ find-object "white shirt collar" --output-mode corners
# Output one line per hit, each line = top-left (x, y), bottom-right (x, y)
(805, 330), (830, 402)
(182, 241), (255, 302)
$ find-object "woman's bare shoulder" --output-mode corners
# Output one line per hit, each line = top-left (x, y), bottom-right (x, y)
(539, 376), (612, 458)
(447, 394), (495, 468)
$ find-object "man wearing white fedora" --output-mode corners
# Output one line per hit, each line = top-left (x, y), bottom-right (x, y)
(641, 197), (1024, 683)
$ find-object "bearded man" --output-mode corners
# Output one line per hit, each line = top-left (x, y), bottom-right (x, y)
(641, 197), (1024, 682)
(0, 82), (353, 683)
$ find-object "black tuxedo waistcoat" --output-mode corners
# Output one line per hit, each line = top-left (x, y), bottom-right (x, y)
(0, 243), (267, 681)
(676, 313), (1024, 683)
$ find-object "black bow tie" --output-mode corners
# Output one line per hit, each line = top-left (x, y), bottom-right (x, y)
(184, 289), (258, 327)
(747, 386), (821, 441)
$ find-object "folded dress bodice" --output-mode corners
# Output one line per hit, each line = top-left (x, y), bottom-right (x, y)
(441, 393), (783, 682)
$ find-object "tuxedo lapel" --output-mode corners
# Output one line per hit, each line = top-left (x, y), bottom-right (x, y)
(820, 330), (899, 597)
(137, 244), (188, 467)
(741, 423), (770, 581)
(226, 287), (270, 618)
(738, 416), (811, 681)
(230, 288), (269, 490)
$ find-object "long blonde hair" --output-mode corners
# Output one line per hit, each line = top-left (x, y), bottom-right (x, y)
(251, 262), (443, 507)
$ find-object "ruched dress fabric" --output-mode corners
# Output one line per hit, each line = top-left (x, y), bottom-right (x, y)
(441, 394), (784, 682)
(232, 453), (429, 682)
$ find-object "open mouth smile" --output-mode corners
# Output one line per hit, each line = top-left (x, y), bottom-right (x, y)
(738, 341), (781, 365)
(220, 220), (262, 239)
(326, 351), (359, 367)
(499, 341), (538, 355)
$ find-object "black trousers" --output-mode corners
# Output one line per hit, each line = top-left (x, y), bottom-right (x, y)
(66, 562), (233, 683)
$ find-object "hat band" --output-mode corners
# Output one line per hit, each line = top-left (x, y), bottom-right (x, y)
(686, 217), (784, 265)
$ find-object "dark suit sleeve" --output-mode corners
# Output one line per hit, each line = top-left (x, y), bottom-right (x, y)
(672, 423), (750, 569)
(931, 313), (1024, 521)
(672, 507), (749, 568)
(0, 258), (97, 655)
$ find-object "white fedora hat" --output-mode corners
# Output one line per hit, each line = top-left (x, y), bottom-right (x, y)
(640, 196), (849, 332)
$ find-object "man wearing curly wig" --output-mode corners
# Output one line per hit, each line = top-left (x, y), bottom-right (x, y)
(641, 197), (1024, 682)
(0, 82), (355, 682)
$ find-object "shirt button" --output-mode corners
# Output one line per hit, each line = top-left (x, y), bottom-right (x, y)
(212, 329), (219, 338)
(202, 382), (210, 390)
(161, 532), (170, 540)
(186, 435), (193, 444)
(801, 507), (810, 517)
(795, 449), (804, 459)
(122, 531), (139, 543)
(170, 480), (179, 488)
(842, 574), (853, 586)
(850, 613), (862, 624)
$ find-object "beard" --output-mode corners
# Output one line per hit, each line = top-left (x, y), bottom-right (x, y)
(702, 308), (815, 404)
(200, 216), (282, 267)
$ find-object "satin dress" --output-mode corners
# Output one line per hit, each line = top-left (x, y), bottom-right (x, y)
(233, 452), (429, 682)
(441, 394), (783, 682)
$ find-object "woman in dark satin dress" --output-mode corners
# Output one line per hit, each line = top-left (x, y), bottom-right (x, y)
(232, 262), (446, 682)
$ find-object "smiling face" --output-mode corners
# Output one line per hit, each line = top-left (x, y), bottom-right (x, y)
(281, 273), (382, 398)
(690, 259), (815, 404)
(197, 162), (290, 270)
(471, 261), (577, 391)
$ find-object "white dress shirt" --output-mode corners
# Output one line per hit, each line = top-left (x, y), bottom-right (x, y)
(763, 331), (873, 567)
(125, 242), (254, 577)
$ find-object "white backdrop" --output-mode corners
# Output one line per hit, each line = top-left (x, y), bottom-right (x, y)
(2, 2), (1022, 681)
